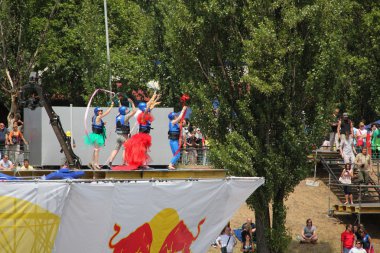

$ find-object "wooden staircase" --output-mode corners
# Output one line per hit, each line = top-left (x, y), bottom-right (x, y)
(315, 150), (380, 204)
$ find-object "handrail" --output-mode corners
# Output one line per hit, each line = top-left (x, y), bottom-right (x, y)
(329, 183), (380, 188)
(319, 156), (341, 183)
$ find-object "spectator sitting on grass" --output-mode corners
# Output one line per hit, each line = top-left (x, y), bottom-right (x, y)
(241, 218), (256, 243)
(300, 218), (318, 244)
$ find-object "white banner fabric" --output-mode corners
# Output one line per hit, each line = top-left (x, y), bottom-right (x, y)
(0, 183), (70, 253)
(53, 177), (264, 253)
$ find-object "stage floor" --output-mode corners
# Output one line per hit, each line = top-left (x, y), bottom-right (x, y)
(1, 168), (226, 180)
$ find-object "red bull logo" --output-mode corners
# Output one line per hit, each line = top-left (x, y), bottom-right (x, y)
(108, 208), (206, 253)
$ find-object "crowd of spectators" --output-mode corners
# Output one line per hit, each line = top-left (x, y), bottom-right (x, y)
(326, 110), (379, 203)
(0, 114), (30, 170)
(180, 119), (209, 165)
(328, 109), (380, 159)
(212, 218), (257, 252)
(341, 223), (374, 253)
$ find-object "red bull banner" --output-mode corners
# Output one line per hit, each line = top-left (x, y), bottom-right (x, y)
(53, 177), (263, 253)
(0, 178), (264, 253)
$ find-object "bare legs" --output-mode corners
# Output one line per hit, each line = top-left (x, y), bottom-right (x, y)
(91, 146), (101, 170)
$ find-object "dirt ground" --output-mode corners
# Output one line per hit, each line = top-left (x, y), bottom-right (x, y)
(207, 178), (380, 253)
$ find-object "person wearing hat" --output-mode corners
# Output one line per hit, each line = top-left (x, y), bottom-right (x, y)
(168, 106), (187, 170)
(60, 130), (76, 153)
(338, 112), (353, 150)
(85, 102), (114, 170)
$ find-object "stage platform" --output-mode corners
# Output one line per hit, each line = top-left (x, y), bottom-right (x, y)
(1, 168), (227, 180)
(333, 203), (380, 215)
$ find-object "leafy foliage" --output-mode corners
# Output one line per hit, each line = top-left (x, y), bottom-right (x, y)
(1, 0), (380, 252)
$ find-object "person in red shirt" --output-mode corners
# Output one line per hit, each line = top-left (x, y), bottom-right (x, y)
(341, 224), (355, 253)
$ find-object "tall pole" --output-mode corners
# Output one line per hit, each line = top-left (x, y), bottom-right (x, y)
(103, 0), (112, 99)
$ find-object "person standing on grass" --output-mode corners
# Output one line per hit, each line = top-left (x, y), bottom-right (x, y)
(360, 230), (373, 253)
(216, 226), (237, 253)
(349, 240), (367, 253)
(341, 224), (355, 253)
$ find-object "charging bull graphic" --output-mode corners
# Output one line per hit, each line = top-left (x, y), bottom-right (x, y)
(108, 223), (152, 253)
(159, 218), (206, 253)
(108, 208), (206, 253)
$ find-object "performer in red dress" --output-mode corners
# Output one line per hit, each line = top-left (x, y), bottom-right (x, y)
(113, 93), (160, 170)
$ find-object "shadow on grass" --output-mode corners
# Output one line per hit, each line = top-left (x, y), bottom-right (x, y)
(286, 240), (334, 253)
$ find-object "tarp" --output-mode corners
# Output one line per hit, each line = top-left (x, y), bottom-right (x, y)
(365, 120), (380, 129)
(0, 177), (264, 253)
(0, 183), (69, 252)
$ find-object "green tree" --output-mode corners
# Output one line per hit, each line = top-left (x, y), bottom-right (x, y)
(0, 0), (60, 122)
(152, 0), (361, 252)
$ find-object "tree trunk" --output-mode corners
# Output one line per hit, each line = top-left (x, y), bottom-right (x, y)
(7, 91), (18, 127)
(251, 187), (271, 253)
(272, 187), (287, 253)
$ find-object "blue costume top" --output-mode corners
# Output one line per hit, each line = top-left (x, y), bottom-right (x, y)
(115, 115), (130, 135)
(92, 116), (104, 134)
(168, 122), (180, 140)
(139, 120), (151, 134)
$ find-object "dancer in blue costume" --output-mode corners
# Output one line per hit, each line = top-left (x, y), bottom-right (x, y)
(168, 106), (187, 170)
(107, 98), (136, 167)
(85, 102), (114, 170)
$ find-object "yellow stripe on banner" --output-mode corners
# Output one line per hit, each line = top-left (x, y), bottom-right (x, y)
(149, 208), (180, 252)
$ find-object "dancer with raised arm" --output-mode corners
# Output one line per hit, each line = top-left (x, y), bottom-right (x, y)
(85, 102), (114, 170)
(168, 105), (187, 170)
(107, 98), (136, 168)
(114, 93), (160, 170)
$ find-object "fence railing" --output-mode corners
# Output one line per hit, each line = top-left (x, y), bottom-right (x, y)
(329, 182), (380, 223)
(0, 145), (30, 166)
(178, 146), (210, 166)
(317, 144), (380, 160)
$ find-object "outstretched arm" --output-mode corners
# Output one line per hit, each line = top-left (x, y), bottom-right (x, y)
(99, 101), (114, 119)
(125, 98), (137, 122)
(146, 92), (161, 111)
(171, 106), (187, 125)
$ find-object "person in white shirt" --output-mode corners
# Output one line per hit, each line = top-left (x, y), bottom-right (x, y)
(216, 226), (237, 253)
(349, 240), (367, 253)
(0, 154), (14, 170)
(340, 130), (357, 168)
(355, 122), (367, 151)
